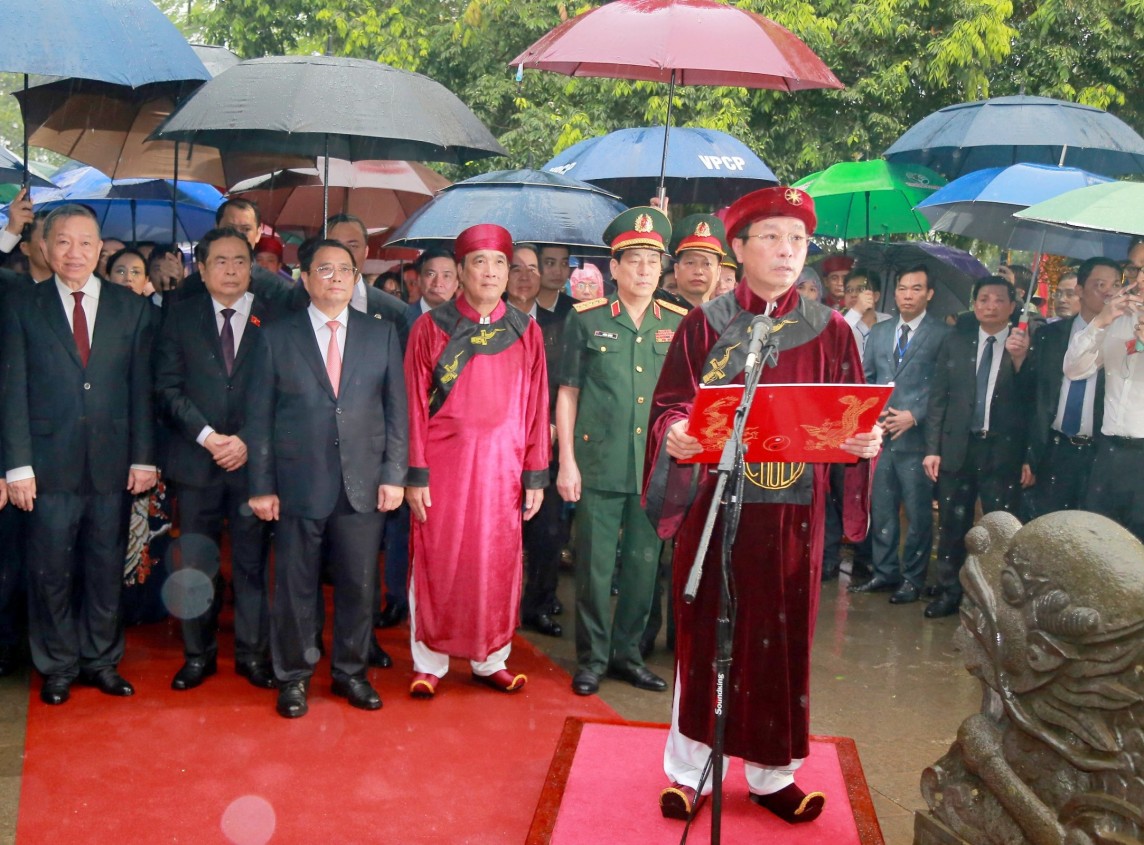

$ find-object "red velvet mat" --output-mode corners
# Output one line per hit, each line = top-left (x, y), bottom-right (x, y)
(528, 720), (884, 845)
(16, 615), (617, 844)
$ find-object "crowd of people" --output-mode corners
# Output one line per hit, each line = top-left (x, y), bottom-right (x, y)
(0, 178), (1140, 826)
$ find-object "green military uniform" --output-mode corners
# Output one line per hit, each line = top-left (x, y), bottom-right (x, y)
(560, 206), (686, 680)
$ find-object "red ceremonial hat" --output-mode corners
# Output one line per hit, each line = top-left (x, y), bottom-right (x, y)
(453, 224), (513, 263)
(723, 186), (817, 242)
(254, 233), (284, 259)
(820, 255), (855, 275)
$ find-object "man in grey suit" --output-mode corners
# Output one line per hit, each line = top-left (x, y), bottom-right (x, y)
(247, 239), (407, 719)
(850, 265), (950, 604)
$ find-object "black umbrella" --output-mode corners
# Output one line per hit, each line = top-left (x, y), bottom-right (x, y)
(385, 169), (627, 255)
(0, 146), (54, 188)
(850, 241), (989, 320)
(152, 55), (506, 231)
(884, 95), (1144, 180)
(1, 0), (209, 183)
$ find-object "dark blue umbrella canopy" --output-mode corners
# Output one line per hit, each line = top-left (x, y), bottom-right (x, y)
(543, 126), (776, 206)
(385, 169), (627, 254)
(884, 95), (1144, 179)
(0, 0), (209, 86)
(0, 146), (53, 187)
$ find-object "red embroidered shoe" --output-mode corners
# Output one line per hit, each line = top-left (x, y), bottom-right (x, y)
(659, 782), (704, 820)
(409, 672), (440, 699)
(749, 783), (826, 823)
(470, 669), (526, 693)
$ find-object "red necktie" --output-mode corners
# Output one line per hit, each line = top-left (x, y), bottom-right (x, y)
(72, 291), (90, 367)
(326, 320), (342, 397)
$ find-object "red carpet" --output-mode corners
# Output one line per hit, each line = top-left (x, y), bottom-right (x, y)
(528, 720), (884, 845)
(16, 613), (617, 844)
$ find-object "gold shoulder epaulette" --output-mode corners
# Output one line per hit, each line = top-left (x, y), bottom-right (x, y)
(573, 296), (609, 312)
(656, 298), (689, 316)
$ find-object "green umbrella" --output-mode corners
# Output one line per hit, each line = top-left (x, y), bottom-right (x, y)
(792, 159), (946, 239)
(1013, 180), (1144, 240)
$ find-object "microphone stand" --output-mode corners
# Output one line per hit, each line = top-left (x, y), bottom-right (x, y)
(680, 333), (778, 845)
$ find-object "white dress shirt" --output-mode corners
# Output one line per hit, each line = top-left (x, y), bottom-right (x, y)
(196, 292), (255, 446)
(1050, 315), (1098, 438)
(978, 325), (1010, 432)
(0, 228), (20, 254)
(351, 277), (369, 314)
(845, 308), (892, 357)
(1063, 313), (1144, 438)
(308, 303), (348, 366)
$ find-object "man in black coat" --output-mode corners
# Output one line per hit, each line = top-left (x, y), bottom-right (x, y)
(247, 239), (407, 719)
(1, 204), (156, 704)
(1021, 258), (1114, 518)
(154, 227), (289, 693)
(923, 276), (1032, 618)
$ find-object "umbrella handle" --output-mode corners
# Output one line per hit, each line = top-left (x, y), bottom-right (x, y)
(657, 70), (677, 202)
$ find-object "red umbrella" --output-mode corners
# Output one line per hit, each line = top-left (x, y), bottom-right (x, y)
(511, 0), (843, 199)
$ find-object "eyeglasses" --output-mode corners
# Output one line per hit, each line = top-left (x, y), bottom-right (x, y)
(744, 233), (808, 248)
(1123, 265), (1144, 279)
(314, 263), (356, 280)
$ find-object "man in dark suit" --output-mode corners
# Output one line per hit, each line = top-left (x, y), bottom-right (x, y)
(247, 238), (407, 719)
(154, 227), (286, 693)
(404, 247), (458, 330)
(1021, 258), (1115, 518)
(169, 199), (298, 312)
(850, 265), (950, 603)
(923, 276), (1032, 618)
(1, 204), (156, 704)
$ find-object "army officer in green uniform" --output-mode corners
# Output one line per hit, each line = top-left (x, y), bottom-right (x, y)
(556, 207), (687, 697)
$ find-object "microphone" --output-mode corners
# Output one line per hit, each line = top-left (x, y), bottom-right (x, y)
(743, 314), (774, 371)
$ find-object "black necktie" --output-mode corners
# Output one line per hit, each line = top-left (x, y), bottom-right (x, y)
(972, 336), (996, 432)
(895, 324), (910, 366)
(220, 308), (236, 376)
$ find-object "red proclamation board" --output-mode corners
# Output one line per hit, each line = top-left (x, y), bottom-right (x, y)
(683, 383), (893, 464)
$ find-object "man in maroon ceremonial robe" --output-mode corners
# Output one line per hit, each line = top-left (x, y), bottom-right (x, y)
(404, 224), (550, 698)
(644, 187), (882, 824)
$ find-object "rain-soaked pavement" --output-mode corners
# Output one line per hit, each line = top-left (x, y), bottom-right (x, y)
(0, 557), (976, 845)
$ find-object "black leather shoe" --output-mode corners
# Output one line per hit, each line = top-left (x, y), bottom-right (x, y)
(368, 639), (393, 669)
(40, 676), (71, 705)
(607, 663), (667, 692)
(171, 655), (218, 691)
(374, 601), (408, 629)
(848, 575), (901, 594)
(889, 582), (921, 605)
(276, 680), (309, 718)
(235, 660), (277, 689)
(571, 669), (599, 696)
(523, 613), (562, 638)
(81, 668), (134, 696)
(924, 593), (962, 619)
(331, 676), (382, 711)
(548, 598), (564, 616)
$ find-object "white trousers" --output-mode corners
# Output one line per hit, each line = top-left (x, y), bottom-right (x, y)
(408, 583), (511, 677)
(663, 667), (803, 796)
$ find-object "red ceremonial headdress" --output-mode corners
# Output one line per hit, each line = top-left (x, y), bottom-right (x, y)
(454, 224), (513, 263)
(254, 233), (284, 259)
(820, 255), (855, 275)
(723, 186), (817, 242)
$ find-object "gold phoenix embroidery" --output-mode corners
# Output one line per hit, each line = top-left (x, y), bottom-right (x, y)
(470, 327), (506, 346)
(702, 342), (740, 384)
(439, 350), (465, 384)
(770, 319), (798, 334)
(801, 395), (879, 449)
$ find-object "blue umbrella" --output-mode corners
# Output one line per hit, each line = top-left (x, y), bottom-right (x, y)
(915, 163), (1121, 258)
(385, 169), (626, 254)
(884, 95), (1144, 180)
(543, 126), (776, 206)
(2, 165), (223, 243)
(0, 0), (209, 184)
